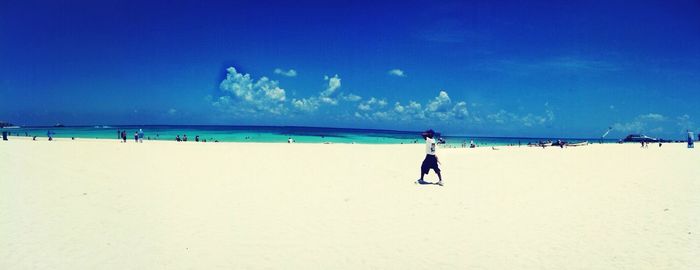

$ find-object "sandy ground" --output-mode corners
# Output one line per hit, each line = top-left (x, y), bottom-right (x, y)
(1, 137), (699, 269)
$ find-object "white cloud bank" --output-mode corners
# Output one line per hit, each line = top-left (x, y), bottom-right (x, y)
(210, 66), (559, 129)
(211, 66), (361, 116)
(353, 91), (474, 123)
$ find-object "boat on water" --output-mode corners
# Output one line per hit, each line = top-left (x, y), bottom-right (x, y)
(54, 123), (65, 127)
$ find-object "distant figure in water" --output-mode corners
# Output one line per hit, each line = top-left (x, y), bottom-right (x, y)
(121, 130), (127, 143)
(183, 134), (188, 142)
(176, 135), (181, 142)
(138, 129), (144, 143)
(117, 129), (121, 139)
(418, 129), (443, 186)
(195, 135), (200, 142)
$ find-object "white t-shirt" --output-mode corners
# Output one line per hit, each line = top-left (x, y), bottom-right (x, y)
(425, 137), (436, 155)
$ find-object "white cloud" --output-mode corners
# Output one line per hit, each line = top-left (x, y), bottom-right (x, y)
(396, 101), (425, 120)
(358, 97), (387, 111)
(354, 91), (469, 122)
(388, 69), (406, 77)
(609, 105), (615, 110)
(676, 114), (695, 132)
(453, 101), (469, 119)
(487, 110), (517, 124)
(217, 67), (287, 114)
(167, 108), (177, 115)
(274, 68), (297, 77)
(638, 113), (666, 121)
(612, 121), (645, 133)
(486, 107), (553, 127)
(319, 74), (342, 104)
(341, 93), (362, 102)
(212, 67), (351, 115)
(291, 97), (319, 112)
(426, 91), (451, 112)
(612, 113), (667, 134)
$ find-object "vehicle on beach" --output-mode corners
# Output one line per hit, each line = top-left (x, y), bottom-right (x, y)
(622, 134), (662, 143)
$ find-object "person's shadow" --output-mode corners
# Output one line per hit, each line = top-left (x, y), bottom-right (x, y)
(415, 179), (440, 185)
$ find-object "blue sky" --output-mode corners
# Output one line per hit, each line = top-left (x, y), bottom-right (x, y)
(1, 0), (699, 138)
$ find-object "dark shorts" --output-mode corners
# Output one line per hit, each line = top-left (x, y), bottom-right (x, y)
(421, 154), (440, 174)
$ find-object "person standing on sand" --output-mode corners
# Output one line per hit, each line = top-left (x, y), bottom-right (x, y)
(138, 129), (144, 143)
(121, 130), (127, 143)
(688, 130), (695, 148)
(419, 129), (443, 186)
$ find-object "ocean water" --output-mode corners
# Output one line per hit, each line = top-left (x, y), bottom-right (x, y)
(2, 125), (616, 146)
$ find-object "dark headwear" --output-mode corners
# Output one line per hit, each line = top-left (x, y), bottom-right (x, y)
(421, 129), (435, 139)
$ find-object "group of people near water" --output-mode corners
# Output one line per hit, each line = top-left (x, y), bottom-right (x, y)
(175, 134), (216, 142)
(117, 129), (145, 143)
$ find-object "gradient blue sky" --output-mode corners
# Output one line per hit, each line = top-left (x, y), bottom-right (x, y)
(1, 0), (699, 137)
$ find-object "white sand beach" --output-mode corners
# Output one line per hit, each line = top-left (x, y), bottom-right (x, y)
(1, 138), (698, 269)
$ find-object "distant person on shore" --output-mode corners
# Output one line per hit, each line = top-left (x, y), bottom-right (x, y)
(183, 134), (188, 142)
(176, 135), (181, 142)
(470, 140), (475, 148)
(134, 132), (138, 142)
(138, 129), (144, 143)
(688, 130), (695, 148)
(117, 129), (121, 139)
(121, 130), (127, 143)
(288, 137), (294, 143)
(418, 129), (443, 186)
(195, 135), (200, 142)
(47, 130), (54, 141)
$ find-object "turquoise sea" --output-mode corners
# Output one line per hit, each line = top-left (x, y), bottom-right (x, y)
(2, 125), (616, 146)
